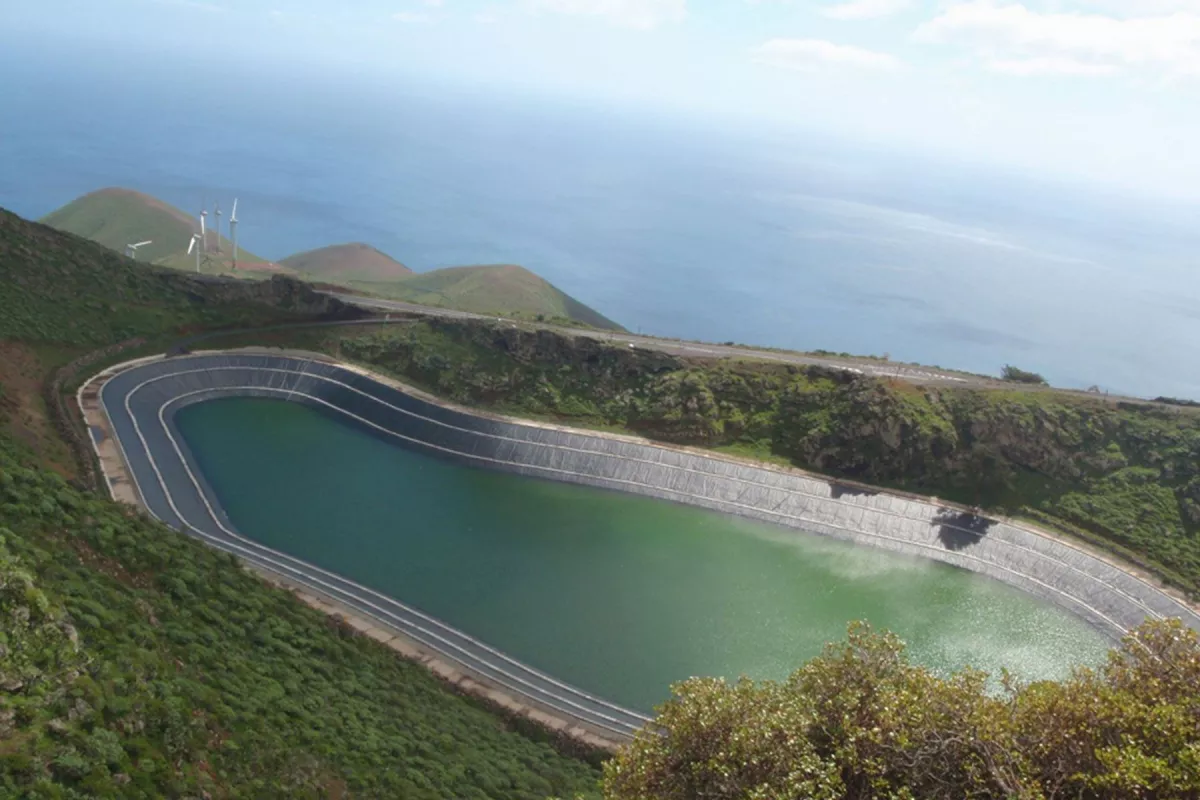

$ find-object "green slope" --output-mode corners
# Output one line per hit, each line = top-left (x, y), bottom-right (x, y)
(0, 431), (602, 798)
(350, 264), (625, 331)
(44, 189), (622, 329)
(281, 242), (413, 281)
(0, 206), (603, 796)
(0, 208), (339, 347)
(41, 188), (271, 273)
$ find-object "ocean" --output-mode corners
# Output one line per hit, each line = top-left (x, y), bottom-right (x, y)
(4, 43), (1199, 398)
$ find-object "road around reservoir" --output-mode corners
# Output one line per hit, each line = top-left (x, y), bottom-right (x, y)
(81, 350), (1200, 756)
(81, 353), (653, 751)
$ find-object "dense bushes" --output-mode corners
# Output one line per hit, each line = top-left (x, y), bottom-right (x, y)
(0, 431), (601, 798)
(604, 620), (1200, 800)
(1001, 364), (1048, 385)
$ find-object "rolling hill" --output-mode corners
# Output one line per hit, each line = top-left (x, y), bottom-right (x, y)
(41, 187), (272, 273)
(43, 188), (623, 330)
(0, 205), (604, 798)
(349, 264), (624, 330)
(281, 242), (413, 280)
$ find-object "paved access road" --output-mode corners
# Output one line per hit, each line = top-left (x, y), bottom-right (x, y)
(94, 353), (652, 746)
(323, 293), (977, 385)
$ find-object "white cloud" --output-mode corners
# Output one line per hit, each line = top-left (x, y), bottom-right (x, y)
(914, 2), (1200, 77)
(822, 0), (911, 20)
(392, 10), (432, 22)
(989, 55), (1118, 76)
(525, 0), (686, 30)
(753, 38), (901, 71)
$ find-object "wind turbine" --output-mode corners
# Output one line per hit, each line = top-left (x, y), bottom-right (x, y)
(187, 233), (202, 273)
(229, 198), (239, 269)
(199, 208), (208, 253)
(213, 201), (222, 254)
(125, 240), (152, 259)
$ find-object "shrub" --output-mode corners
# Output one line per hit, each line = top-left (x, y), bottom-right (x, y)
(1001, 365), (1048, 385)
(605, 619), (1200, 800)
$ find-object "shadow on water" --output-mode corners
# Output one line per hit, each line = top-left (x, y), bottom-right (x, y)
(934, 508), (995, 551)
(830, 483), (880, 500)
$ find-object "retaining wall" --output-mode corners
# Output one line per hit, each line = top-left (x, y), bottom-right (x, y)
(95, 352), (1200, 736)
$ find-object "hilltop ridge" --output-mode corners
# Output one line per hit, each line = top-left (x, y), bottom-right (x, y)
(348, 263), (624, 330)
(41, 187), (271, 272)
(42, 188), (623, 330)
(281, 242), (413, 280)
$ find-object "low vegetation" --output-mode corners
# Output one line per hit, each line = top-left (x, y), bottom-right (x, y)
(280, 243), (413, 280)
(1156, 396), (1200, 408)
(40, 188), (269, 273)
(0, 209), (342, 350)
(0, 429), (603, 798)
(0, 208), (604, 797)
(346, 264), (624, 331)
(233, 320), (1200, 597)
(605, 620), (1200, 800)
(1001, 364), (1048, 385)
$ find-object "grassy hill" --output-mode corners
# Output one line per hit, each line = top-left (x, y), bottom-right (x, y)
(41, 188), (272, 274)
(350, 264), (624, 331)
(0, 208), (339, 349)
(43, 189), (623, 329)
(0, 206), (604, 796)
(281, 242), (413, 280)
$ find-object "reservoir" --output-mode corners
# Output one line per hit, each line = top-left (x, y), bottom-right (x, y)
(176, 397), (1111, 712)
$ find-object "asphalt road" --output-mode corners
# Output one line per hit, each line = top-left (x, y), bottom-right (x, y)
(98, 353), (651, 742)
(324, 292), (977, 385)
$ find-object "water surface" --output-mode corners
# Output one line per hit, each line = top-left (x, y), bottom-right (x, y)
(176, 397), (1110, 711)
(4, 43), (1200, 397)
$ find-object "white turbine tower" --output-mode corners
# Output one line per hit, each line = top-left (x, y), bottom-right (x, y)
(125, 240), (152, 260)
(199, 208), (208, 253)
(213, 201), (222, 254)
(187, 233), (202, 273)
(229, 198), (239, 269)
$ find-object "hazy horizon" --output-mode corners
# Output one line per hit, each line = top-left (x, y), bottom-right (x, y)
(5, 37), (1200, 400)
(10, 1), (1200, 204)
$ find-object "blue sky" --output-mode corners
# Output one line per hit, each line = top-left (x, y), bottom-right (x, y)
(12, 0), (1200, 200)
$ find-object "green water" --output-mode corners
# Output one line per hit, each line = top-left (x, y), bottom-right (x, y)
(176, 398), (1110, 712)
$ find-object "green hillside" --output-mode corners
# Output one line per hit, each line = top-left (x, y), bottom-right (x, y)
(281, 242), (413, 280)
(0, 206), (604, 796)
(0, 208), (341, 348)
(43, 189), (622, 329)
(41, 188), (272, 274)
(350, 264), (624, 331)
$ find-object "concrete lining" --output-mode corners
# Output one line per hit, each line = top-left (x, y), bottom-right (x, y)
(84, 352), (1200, 744)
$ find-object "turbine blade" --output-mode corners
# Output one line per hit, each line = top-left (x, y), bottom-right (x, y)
(187, 237), (195, 255)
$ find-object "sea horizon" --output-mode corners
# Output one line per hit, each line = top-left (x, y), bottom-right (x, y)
(4, 41), (1199, 400)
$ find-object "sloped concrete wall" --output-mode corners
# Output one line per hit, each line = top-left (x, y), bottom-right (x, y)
(107, 353), (1200, 647)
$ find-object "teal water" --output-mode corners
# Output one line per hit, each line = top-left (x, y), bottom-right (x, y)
(176, 397), (1110, 712)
